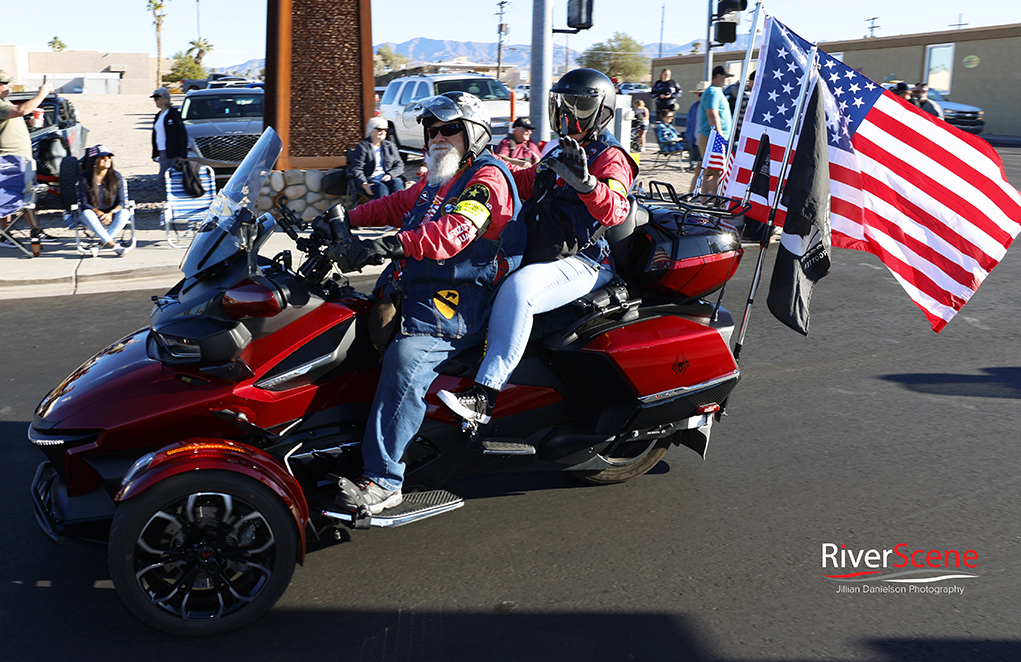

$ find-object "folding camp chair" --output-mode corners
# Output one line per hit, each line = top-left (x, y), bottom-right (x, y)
(0, 155), (48, 258)
(164, 162), (216, 248)
(345, 148), (372, 210)
(67, 179), (137, 257)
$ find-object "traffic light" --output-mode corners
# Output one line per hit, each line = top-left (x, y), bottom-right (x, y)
(567, 0), (594, 31)
(713, 0), (747, 45)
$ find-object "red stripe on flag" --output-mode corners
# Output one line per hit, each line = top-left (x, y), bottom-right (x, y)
(855, 123), (1018, 249)
(868, 105), (1021, 222)
(858, 172), (1001, 274)
(861, 206), (982, 291)
(861, 224), (971, 316)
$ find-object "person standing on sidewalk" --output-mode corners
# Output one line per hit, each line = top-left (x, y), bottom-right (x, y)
(0, 72), (54, 252)
(150, 87), (188, 189)
(691, 66), (733, 195)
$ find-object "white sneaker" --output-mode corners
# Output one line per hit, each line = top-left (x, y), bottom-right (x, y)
(114, 245), (126, 256)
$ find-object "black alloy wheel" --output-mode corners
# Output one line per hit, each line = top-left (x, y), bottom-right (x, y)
(108, 471), (298, 636)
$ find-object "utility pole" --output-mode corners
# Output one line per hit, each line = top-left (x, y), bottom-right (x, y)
(658, 4), (665, 59)
(704, 0), (714, 81)
(196, 0), (201, 40)
(531, 0), (553, 141)
(865, 17), (880, 38)
(496, 1), (509, 80)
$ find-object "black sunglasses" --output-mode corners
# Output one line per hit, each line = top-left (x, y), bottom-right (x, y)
(427, 123), (464, 139)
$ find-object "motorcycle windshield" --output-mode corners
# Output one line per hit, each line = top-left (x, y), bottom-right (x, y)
(180, 128), (282, 279)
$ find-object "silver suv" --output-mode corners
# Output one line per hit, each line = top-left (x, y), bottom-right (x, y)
(181, 88), (264, 180)
(378, 73), (530, 153)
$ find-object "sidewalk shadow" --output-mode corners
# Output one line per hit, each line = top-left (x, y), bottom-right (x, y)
(880, 367), (1021, 399)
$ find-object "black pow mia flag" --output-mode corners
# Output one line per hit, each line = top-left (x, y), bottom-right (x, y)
(767, 84), (831, 335)
(748, 132), (771, 200)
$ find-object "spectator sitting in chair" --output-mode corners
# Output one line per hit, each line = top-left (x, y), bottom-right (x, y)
(655, 109), (684, 153)
(350, 116), (405, 199)
(495, 117), (542, 167)
(77, 145), (131, 256)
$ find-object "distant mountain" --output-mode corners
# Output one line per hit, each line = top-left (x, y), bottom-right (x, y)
(376, 38), (577, 70)
(212, 59), (265, 76)
(213, 33), (755, 78)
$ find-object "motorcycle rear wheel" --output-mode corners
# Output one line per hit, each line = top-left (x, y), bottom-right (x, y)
(108, 470), (298, 636)
(575, 436), (671, 485)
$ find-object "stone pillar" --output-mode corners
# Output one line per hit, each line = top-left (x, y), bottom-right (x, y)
(265, 0), (375, 170)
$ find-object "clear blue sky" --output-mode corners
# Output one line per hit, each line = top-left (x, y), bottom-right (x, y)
(5, 0), (1020, 69)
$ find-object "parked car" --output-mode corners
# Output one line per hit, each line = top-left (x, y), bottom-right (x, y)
(926, 90), (984, 134)
(181, 88), (263, 180)
(378, 73), (528, 152)
(618, 82), (651, 95)
(515, 84), (530, 100)
(10, 92), (88, 208)
(180, 72), (258, 92)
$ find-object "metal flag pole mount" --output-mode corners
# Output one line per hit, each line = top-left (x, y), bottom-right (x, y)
(718, 0), (763, 194)
(732, 42), (819, 363)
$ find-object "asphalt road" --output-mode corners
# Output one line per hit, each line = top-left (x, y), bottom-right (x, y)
(1, 152), (1020, 660)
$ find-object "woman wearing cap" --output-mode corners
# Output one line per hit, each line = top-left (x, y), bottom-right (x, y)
(350, 116), (405, 199)
(150, 87), (188, 184)
(77, 145), (130, 255)
(686, 81), (709, 170)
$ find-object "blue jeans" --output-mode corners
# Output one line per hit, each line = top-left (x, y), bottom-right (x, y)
(370, 175), (404, 199)
(475, 254), (613, 391)
(81, 209), (130, 245)
(362, 329), (485, 491)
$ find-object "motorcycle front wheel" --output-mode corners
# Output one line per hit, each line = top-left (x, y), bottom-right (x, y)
(108, 470), (298, 636)
(575, 436), (672, 485)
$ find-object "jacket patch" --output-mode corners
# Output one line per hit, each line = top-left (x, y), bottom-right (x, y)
(606, 178), (628, 196)
(434, 290), (459, 320)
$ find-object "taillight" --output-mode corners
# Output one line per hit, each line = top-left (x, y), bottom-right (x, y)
(222, 279), (282, 319)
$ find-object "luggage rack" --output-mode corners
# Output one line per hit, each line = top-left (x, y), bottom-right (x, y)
(638, 180), (750, 221)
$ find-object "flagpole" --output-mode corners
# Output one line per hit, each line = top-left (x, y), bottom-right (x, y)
(732, 43), (819, 363)
(718, 0), (763, 195)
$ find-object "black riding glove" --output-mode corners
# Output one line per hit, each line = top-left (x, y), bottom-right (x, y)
(549, 136), (598, 194)
(327, 234), (405, 272)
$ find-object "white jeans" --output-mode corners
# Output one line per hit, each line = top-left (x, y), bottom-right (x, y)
(476, 254), (613, 391)
(81, 209), (130, 245)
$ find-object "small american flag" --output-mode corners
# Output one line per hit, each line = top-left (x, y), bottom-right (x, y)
(702, 128), (730, 178)
(725, 16), (1021, 332)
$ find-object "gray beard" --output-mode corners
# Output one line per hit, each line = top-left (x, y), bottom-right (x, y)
(425, 143), (463, 186)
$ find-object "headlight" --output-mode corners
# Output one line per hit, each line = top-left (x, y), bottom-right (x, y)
(157, 333), (202, 358)
(944, 109), (957, 119)
(977, 110), (984, 118)
(122, 452), (156, 486)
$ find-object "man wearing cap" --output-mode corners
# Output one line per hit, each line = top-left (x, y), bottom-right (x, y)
(150, 87), (188, 185)
(893, 82), (913, 102)
(686, 81), (708, 171)
(692, 65), (733, 195)
(495, 117), (541, 167)
(0, 72), (53, 251)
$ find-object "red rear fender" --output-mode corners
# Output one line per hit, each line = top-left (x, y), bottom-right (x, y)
(114, 439), (309, 562)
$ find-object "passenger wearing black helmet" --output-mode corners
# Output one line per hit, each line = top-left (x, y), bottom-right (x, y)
(331, 91), (526, 514)
(439, 68), (638, 427)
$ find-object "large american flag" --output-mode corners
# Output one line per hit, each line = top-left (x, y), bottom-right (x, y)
(725, 16), (1021, 332)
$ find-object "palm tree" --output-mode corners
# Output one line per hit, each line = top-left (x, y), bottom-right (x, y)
(186, 38), (214, 67)
(148, 0), (166, 85)
(48, 36), (67, 52)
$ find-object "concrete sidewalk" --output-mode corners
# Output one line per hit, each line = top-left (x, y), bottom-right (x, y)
(0, 216), (389, 300)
